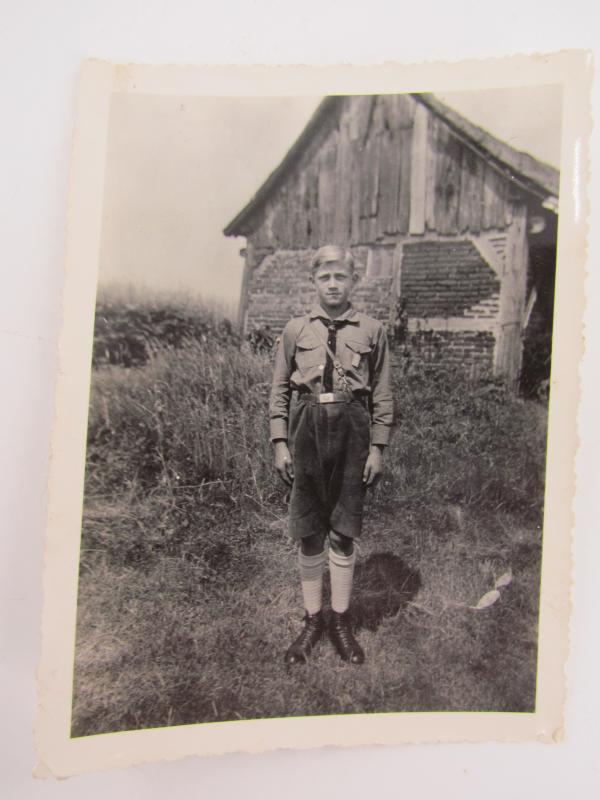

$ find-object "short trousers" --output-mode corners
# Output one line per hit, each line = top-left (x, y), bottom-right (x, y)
(287, 394), (371, 541)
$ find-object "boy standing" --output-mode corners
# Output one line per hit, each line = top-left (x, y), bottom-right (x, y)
(270, 245), (393, 665)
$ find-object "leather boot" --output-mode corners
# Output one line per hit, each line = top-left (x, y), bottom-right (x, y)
(284, 610), (325, 665)
(329, 610), (365, 664)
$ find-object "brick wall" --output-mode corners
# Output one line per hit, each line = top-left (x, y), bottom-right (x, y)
(400, 240), (500, 317)
(392, 330), (496, 375)
(244, 241), (498, 377)
(245, 247), (394, 332)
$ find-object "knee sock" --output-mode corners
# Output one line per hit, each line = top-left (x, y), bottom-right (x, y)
(329, 548), (356, 614)
(298, 549), (327, 615)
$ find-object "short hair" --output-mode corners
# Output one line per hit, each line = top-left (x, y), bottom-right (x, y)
(310, 245), (355, 275)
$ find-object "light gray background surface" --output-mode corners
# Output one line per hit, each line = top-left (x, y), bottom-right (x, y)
(2, 2), (599, 796)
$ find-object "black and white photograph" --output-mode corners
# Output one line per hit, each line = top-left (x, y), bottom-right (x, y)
(73, 83), (560, 731)
(35, 55), (588, 773)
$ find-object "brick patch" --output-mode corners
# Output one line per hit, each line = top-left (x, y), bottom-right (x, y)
(392, 329), (495, 375)
(401, 240), (500, 317)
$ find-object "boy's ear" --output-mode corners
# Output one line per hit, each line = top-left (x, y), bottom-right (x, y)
(351, 270), (360, 286)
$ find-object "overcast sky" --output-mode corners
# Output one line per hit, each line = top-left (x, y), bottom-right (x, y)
(98, 86), (562, 308)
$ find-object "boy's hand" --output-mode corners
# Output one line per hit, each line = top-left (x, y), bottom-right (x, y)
(363, 445), (384, 487)
(274, 440), (294, 486)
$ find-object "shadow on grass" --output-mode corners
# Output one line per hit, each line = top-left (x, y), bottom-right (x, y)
(351, 551), (421, 631)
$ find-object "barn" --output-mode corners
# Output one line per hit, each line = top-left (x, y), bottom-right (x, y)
(224, 94), (559, 386)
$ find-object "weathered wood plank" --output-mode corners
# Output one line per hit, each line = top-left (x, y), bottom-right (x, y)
(359, 137), (372, 218)
(504, 191), (514, 227)
(367, 215), (379, 242)
(493, 169), (509, 229)
(380, 93), (415, 132)
(251, 208), (269, 249)
(409, 102), (427, 234)
(397, 126), (412, 234)
(371, 97), (386, 136)
(350, 140), (362, 244)
(272, 187), (287, 246)
(306, 160), (320, 247)
(482, 163), (506, 230)
(348, 95), (375, 142)
(360, 132), (380, 219)
(333, 126), (353, 244)
(377, 129), (402, 236)
(381, 95), (397, 131)
(458, 145), (484, 234)
(425, 113), (438, 231)
(318, 131), (338, 243)
(395, 93), (416, 129)
(286, 177), (296, 245)
(494, 201), (529, 385)
(433, 123), (461, 234)
(291, 170), (306, 246)
(359, 216), (370, 243)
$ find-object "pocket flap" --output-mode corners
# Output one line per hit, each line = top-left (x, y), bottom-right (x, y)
(296, 334), (321, 351)
(295, 334), (324, 369)
(345, 338), (372, 355)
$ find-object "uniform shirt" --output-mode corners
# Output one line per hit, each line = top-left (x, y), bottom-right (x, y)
(269, 304), (394, 446)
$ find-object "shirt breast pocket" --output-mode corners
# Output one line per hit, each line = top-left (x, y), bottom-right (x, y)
(343, 337), (372, 372)
(294, 336), (324, 372)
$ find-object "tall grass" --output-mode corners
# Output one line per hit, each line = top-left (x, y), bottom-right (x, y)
(87, 344), (546, 527)
(87, 342), (274, 494)
(74, 291), (549, 735)
(385, 364), (547, 520)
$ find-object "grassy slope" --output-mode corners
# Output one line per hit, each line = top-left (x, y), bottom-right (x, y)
(72, 297), (547, 736)
(73, 492), (542, 735)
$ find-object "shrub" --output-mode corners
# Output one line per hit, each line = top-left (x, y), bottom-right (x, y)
(92, 286), (240, 368)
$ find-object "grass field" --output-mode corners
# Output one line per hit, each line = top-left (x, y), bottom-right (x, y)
(71, 291), (548, 736)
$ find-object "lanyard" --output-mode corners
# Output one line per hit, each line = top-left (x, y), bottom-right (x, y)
(307, 318), (353, 394)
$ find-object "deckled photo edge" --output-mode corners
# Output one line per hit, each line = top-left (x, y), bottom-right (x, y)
(35, 51), (591, 777)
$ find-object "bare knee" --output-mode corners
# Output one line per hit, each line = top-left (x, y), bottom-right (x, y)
(328, 529), (354, 556)
(300, 532), (327, 556)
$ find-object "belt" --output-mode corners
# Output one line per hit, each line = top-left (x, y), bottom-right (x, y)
(297, 391), (368, 406)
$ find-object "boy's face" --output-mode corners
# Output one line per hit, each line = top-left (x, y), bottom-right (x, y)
(312, 260), (357, 313)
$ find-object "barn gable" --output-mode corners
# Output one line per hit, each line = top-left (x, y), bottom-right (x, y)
(224, 93), (559, 386)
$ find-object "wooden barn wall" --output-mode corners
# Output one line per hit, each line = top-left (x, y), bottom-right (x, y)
(239, 93), (531, 378)
(248, 94), (512, 250)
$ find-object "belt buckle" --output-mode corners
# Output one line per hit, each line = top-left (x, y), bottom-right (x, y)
(318, 392), (335, 404)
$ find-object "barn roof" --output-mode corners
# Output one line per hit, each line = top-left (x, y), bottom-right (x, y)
(224, 93), (560, 238)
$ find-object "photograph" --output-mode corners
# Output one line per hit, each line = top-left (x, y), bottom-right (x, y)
(70, 82), (562, 737)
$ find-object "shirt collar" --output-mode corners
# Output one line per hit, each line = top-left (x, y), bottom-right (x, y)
(308, 304), (359, 324)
